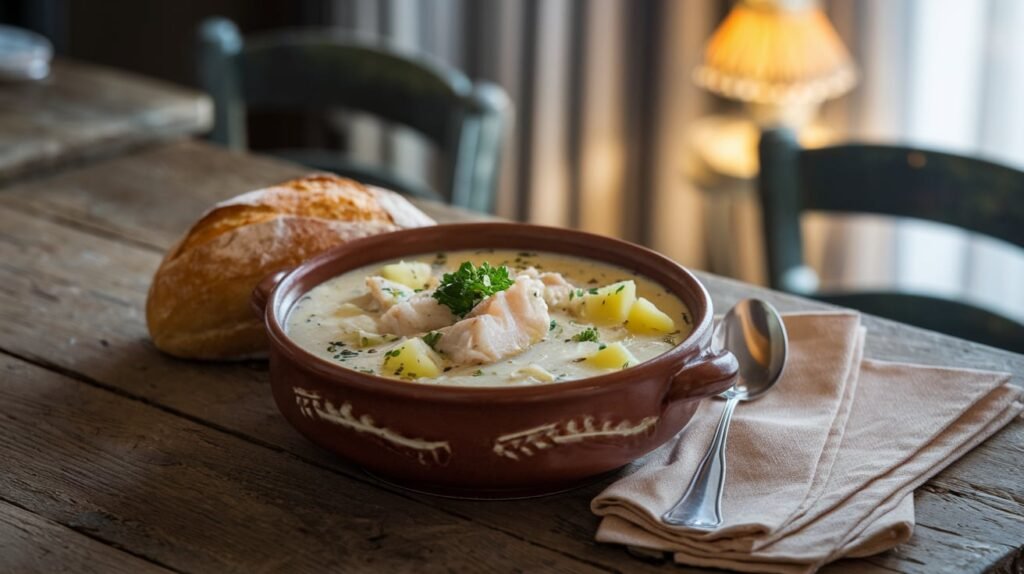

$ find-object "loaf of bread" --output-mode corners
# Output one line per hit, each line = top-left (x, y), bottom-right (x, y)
(146, 174), (435, 360)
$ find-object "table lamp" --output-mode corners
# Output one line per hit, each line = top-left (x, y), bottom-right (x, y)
(693, 0), (856, 128)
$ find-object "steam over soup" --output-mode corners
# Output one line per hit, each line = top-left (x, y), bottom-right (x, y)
(285, 250), (693, 387)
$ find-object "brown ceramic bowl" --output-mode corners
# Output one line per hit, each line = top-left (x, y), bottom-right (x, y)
(252, 223), (737, 498)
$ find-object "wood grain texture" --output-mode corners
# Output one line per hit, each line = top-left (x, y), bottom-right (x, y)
(0, 141), (1020, 573)
(0, 353), (599, 574)
(0, 59), (211, 184)
(0, 499), (172, 574)
(0, 140), (485, 252)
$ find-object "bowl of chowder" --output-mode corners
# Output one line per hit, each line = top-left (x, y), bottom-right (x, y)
(253, 223), (738, 497)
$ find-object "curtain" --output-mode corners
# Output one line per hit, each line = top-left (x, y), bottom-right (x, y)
(325, 0), (1024, 321)
(326, 0), (723, 269)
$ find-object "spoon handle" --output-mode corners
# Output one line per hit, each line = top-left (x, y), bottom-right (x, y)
(662, 395), (739, 529)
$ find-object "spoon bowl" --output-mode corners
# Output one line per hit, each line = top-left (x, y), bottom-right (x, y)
(715, 299), (788, 401)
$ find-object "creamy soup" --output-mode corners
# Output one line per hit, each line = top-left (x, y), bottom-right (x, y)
(286, 250), (692, 387)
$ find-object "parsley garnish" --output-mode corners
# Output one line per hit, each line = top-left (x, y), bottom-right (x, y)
(422, 331), (442, 349)
(432, 261), (514, 317)
(549, 320), (557, 331)
(572, 327), (600, 343)
(472, 369), (484, 376)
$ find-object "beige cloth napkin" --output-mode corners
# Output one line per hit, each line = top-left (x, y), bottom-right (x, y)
(592, 312), (1023, 574)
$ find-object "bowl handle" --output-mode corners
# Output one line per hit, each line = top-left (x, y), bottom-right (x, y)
(665, 350), (738, 405)
(250, 269), (290, 319)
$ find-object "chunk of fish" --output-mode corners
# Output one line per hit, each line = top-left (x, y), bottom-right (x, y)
(366, 276), (414, 310)
(379, 293), (456, 336)
(521, 267), (575, 308)
(436, 275), (550, 365)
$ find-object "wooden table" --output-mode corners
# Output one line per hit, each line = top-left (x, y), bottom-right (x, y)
(0, 59), (211, 183)
(0, 141), (1020, 574)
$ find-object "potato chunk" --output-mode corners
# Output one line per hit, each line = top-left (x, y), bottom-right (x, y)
(382, 338), (442, 379)
(380, 261), (433, 290)
(579, 280), (637, 325)
(626, 297), (676, 335)
(585, 342), (638, 370)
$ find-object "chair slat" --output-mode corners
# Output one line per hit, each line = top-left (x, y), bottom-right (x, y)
(758, 127), (1024, 352)
(800, 145), (1024, 249)
(196, 18), (509, 213)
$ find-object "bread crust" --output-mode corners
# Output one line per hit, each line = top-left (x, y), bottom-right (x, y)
(146, 175), (435, 360)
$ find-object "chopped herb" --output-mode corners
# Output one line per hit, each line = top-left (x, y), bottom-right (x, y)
(622, 362), (630, 369)
(682, 313), (692, 325)
(549, 319), (557, 331)
(394, 365), (404, 375)
(572, 327), (600, 343)
(615, 285), (625, 294)
(326, 341), (347, 353)
(422, 331), (442, 349)
(384, 348), (401, 359)
(406, 372), (418, 379)
(472, 369), (484, 377)
(573, 357), (586, 363)
(588, 287), (599, 295)
(360, 336), (369, 347)
(598, 343), (607, 351)
(432, 261), (514, 316)
(367, 349), (378, 354)
(358, 368), (375, 375)
(333, 349), (359, 361)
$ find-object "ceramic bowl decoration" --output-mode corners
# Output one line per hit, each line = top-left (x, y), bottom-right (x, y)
(252, 223), (738, 498)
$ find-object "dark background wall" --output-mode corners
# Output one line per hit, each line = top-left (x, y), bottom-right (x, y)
(0, 0), (324, 87)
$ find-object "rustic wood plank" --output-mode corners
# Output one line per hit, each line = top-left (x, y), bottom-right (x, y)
(0, 352), (603, 574)
(0, 140), (481, 252)
(0, 142), (1020, 572)
(0, 499), (173, 574)
(0, 59), (211, 184)
(0, 196), (683, 574)
(0, 214), (1013, 574)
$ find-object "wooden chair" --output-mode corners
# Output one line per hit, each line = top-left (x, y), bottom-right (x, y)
(758, 128), (1024, 353)
(197, 17), (509, 213)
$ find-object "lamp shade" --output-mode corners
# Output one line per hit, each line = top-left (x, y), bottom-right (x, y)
(694, 0), (856, 106)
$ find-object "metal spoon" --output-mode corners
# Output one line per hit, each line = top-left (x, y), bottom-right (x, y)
(661, 298), (788, 529)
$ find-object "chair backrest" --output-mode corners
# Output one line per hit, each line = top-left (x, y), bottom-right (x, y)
(757, 128), (1024, 351)
(197, 17), (509, 213)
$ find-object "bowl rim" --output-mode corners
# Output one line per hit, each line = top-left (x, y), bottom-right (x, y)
(263, 222), (715, 402)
